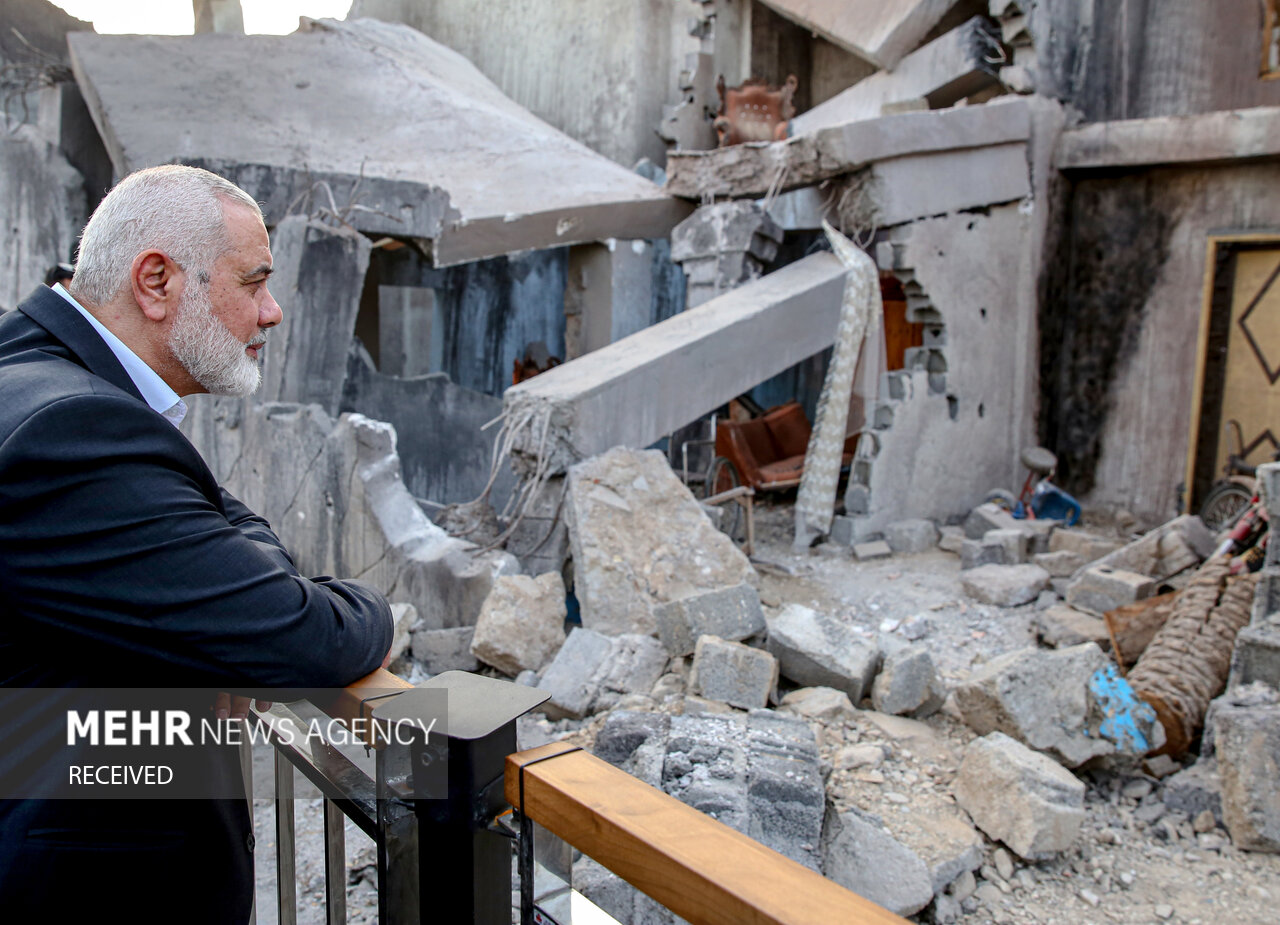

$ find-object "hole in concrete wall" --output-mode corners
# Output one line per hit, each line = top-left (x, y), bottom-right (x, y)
(948, 395), (959, 420)
(980, 307), (987, 319)
(978, 402), (985, 418)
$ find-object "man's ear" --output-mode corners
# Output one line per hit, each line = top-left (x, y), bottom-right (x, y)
(131, 249), (183, 322)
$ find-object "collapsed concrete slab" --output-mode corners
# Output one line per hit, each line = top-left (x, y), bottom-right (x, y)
(792, 17), (1002, 135)
(1071, 515), (1214, 584)
(180, 399), (519, 629)
(665, 99), (1031, 200)
(565, 448), (755, 636)
(504, 253), (847, 470)
(765, 604), (881, 702)
(960, 564), (1050, 607)
(757, 0), (961, 70)
(1056, 106), (1280, 172)
(67, 18), (688, 267)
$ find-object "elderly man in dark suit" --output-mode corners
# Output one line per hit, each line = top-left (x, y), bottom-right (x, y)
(0, 165), (393, 921)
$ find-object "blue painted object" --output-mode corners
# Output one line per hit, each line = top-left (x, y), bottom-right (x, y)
(1032, 481), (1082, 526)
(1088, 665), (1157, 753)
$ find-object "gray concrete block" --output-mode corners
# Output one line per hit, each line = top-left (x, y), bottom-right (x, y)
(654, 584), (766, 656)
(960, 564), (1050, 607)
(691, 635), (778, 710)
(1163, 760), (1223, 827)
(1048, 528), (1121, 562)
(663, 712), (750, 832)
(1034, 606), (1110, 651)
(830, 514), (858, 546)
(938, 525), (965, 554)
(746, 710), (824, 871)
(960, 538), (1005, 570)
(1034, 549), (1085, 578)
(779, 686), (857, 723)
(1230, 618), (1280, 689)
(766, 604), (881, 702)
(953, 643), (1120, 768)
(1253, 569), (1280, 624)
(872, 645), (946, 717)
(1065, 565), (1156, 617)
(410, 625), (478, 674)
(953, 731), (1085, 859)
(984, 527), (1030, 564)
(822, 811), (934, 917)
(469, 572), (567, 676)
(1213, 698), (1280, 851)
(884, 518), (939, 553)
(854, 540), (893, 561)
(964, 502), (1022, 539)
(593, 710), (671, 770)
(1022, 519), (1057, 554)
(537, 628), (668, 719)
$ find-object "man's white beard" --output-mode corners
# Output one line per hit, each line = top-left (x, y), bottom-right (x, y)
(168, 280), (265, 397)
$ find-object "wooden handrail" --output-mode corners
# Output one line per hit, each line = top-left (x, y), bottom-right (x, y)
(506, 743), (910, 925)
(305, 668), (415, 744)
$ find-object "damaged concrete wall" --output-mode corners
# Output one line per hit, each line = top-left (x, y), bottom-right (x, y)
(350, 0), (699, 168)
(1044, 161), (1280, 521)
(181, 399), (518, 629)
(0, 126), (85, 310)
(1020, 0), (1280, 121)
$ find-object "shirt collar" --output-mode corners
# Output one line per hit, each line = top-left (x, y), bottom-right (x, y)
(52, 284), (187, 427)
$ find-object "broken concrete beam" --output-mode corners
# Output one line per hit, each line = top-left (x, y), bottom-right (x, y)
(565, 448), (755, 636)
(690, 635), (778, 710)
(1230, 617), (1280, 689)
(1065, 565), (1157, 617)
(469, 572), (567, 677)
(792, 17), (1002, 135)
(822, 811), (935, 917)
(954, 643), (1117, 767)
(872, 645), (946, 717)
(757, 0), (959, 70)
(1080, 515), (1215, 584)
(67, 19), (688, 268)
(410, 626), (478, 674)
(1035, 605), (1111, 651)
(766, 604), (881, 702)
(181, 400), (518, 630)
(258, 217), (370, 415)
(884, 518), (939, 553)
(839, 142), (1030, 229)
(960, 564), (1049, 607)
(537, 628), (668, 719)
(654, 584), (765, 657)
(1213, 695), (1280, 852)
(953, 731), (1086, 860)
(1056, 106), (1280, 172)
(671, 201), (785, 307)
(504, 253), (847, 470)
(665, 98), (1031, 200)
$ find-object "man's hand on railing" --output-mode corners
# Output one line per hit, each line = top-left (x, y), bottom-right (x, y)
(214, 691), (273, 721)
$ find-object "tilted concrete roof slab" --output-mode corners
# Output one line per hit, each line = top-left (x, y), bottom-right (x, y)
(67, 18), (690, 266)
(665, 99), (1031, 200)
(756, 0), (961, 70)
(503, 252), (848, 470)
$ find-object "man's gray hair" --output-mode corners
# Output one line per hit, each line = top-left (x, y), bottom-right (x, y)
(71, 165), (262, 305)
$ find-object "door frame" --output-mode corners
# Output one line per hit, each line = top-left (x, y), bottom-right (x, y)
(1185, 231), (1280, 508)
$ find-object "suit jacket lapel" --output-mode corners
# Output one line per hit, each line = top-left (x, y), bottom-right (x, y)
(17, 286), (147, 404)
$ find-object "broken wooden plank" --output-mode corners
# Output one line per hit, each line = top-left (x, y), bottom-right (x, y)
(506, 743), (910, 925)
(792, 16), (1002, 136)
(1056, 106), (1280, 171)
(665, 98), (1031, 199)
(755, 0), (960, 70)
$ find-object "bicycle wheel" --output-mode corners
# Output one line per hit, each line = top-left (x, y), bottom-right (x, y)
(1199, 481), (1254, 533)
(704, 456), (744, 542)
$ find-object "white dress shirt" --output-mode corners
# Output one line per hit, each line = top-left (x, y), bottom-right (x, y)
(51, 283), (187, 427)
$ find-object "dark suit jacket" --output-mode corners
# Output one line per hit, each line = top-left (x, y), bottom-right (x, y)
(0, 286), (394, 921)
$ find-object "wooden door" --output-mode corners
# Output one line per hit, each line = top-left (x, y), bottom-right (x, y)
(1215, 248), (1280, 474)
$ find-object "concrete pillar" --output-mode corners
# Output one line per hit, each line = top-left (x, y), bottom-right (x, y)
(563, 240), (654, 360)
(193, 0), (244, 33)
(670, 201), (784, 308)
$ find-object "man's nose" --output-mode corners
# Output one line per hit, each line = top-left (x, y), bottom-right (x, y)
(260, 287), (283, 328)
